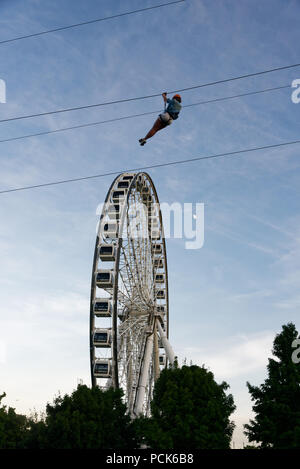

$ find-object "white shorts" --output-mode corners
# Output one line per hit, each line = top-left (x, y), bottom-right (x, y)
(159, 112), (173, 126)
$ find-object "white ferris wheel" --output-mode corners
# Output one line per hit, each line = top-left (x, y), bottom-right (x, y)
(89, 172), (175, 417)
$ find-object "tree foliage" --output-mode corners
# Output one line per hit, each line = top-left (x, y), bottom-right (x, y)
(26, 385), (136, 449)
(0, 393), (27, 449)
(244, 323), (300, 449)
(135, 364), (236, 449)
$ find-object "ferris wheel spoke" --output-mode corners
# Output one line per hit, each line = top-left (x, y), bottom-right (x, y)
(129, 237), (152, 306)
(128, 235), (143, 292)
(135, 237), (149, 293)
(119, 246), (140, 295)
(119, 316), (146, 337)
(117, 288), (149, 318)
(118, 269), (134, 299)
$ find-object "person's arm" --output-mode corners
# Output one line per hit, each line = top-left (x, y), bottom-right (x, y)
(162, 92), (168, 104)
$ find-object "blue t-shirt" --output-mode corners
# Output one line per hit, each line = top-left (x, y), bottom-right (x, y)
(166, 98), (182, 119)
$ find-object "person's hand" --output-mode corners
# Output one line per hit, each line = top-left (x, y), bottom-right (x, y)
(162, 92), (167, 97)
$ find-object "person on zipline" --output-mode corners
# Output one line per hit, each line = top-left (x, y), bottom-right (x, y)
(139, 92), (182, 146)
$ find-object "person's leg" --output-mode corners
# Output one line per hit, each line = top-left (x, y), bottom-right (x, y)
(139, 115), (169, 145)
(144, 117), (165, 140)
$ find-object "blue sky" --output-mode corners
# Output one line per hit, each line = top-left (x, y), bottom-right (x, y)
(0, 0), (300, 447)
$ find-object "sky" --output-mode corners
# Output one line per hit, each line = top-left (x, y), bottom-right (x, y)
(0, 0), (300, 448)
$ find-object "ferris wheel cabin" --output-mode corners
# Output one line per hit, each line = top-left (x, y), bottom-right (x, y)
(93, 328), (112, 347)
(155, 273), (165, 284)
(99, 244), (116, 261)
(107, 203), (120, 220)
(93, 298), (112, 317)
(93, 359), (112, 378)
(159, 355), (166, 366)
(117, 180), (130, 189)
(154, 258), (164, 269)
(153, 243), (163, 255)
(103, 222), (118, 239)
(112, 189), (126, 204)
(96, 269), (114, 288)
(156, 289), (166, 300)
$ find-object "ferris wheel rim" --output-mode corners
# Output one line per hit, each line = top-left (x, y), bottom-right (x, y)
(89, 173), (120, 388)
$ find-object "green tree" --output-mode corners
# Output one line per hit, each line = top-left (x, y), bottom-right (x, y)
(0, 393), (28, 449)
(22, 411), (48, 449)
(135, 364), (235, 449)
(27, 384), (136, 449)
(244, 323), (300, 449)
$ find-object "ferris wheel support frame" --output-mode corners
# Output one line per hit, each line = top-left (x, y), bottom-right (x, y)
(134, 317), (175, 416)
(133, 329), (155, 416)
(157, 319), (175, 365)
(153, 320), (160, 382)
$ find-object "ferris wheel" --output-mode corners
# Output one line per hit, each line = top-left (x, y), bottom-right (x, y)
(89, 172), (175, 416)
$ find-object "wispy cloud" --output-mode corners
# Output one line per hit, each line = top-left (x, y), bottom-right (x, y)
(178, 331), (274, 380)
